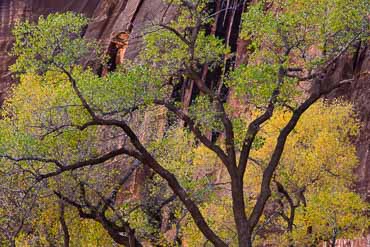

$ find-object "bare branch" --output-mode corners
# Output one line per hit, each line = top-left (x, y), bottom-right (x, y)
(159, 24), (191, 46)
(0, 155), (64, 168)
(37, 147), (140, 180)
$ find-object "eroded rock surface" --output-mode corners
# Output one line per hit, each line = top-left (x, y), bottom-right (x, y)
(0, 0), (100, 102)
(0, 0), (175, 101)
(327, 44), (370, 201)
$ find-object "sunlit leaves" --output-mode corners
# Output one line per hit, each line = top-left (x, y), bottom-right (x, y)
(195, 31), (230, 70)
(189, 95), (223, 133)
(74, 63), (163, 115)
(150, 127), (206, 192)
(252, 100), (359, 189)
(293, 190), (368, 244)
(241, 0), (368, 70)
(248, 100), (366, 243)
(11, 12), (102, 75)
(182, 100), (367, 245)
(143, 0), (228, 78)
(0, 71), (97, 165)
(226, 63), (279, 106)
(16, 199), (115, 246)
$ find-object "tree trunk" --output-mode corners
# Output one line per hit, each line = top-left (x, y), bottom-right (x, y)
(241, 231), (253, 247)
(230, 175), (251, 247)
(59, 200), (70, 247)
(10, 238), (16, 247)
(330, 231), (337, 247)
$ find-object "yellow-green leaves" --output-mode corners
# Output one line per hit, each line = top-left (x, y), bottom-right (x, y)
(252, 100), (359, 189)
(142, 0), (229, 78)
(248, 100), (367, 244)
(195, 31), (230, 69)
(226, 63), (280, 106)
(189, 95), (223, 133)
(241, 0), (369, 70)
(0, 70), (97, 168)
(73, 63), (160, 115)
(181, 100), (366, 246)
(11, 12), (101, 75)
(293, 190), (368, 244)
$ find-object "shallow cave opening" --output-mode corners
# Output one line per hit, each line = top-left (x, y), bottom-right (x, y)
(98, 32), (130, 76)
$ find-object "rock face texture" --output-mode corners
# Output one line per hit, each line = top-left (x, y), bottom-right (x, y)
(333, 237), (370, 247)
(0, 0), (175, 101)
(327, 45), (370, 201)
(0, 0), (100, 102)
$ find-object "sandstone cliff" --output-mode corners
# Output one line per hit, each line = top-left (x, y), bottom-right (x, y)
(0, 0), (100, 101)
(328, 45), (370, 201)
(0, 0), (175, 101)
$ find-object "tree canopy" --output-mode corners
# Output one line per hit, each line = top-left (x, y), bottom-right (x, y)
(0, 0), (369, 246)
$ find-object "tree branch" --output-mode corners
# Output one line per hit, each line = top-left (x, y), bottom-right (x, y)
(0, 155), (64, 169)
(36, 147), (140, 180)
(154, 99), (230, 168)
(248, 77), (354, 230)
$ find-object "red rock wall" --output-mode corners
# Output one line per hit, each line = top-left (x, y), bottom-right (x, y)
(0, 0), (175, 100)
(322, 234), (370, 247)
(0, 0), (100, 102)
(327, 44), (370, 201)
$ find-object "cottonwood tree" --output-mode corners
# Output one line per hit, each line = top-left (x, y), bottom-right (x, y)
(250, 101), (368, 246)
(180, 101), (368, 246)
(0, 0), (368, 246)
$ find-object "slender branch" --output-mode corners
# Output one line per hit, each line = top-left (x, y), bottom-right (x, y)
(159, 24), (191, 46)
(275, 180), (296, 231)
(55, 64), (97, 120)
(36, 147), (140, 180)
(238, 66), (285, 176)
(325, 33), (363, 68)
(216, 99), (237, 168)
(154, 99), (230, 168)
(58, 200), (70, 247)
(0, 155), (64, 168)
